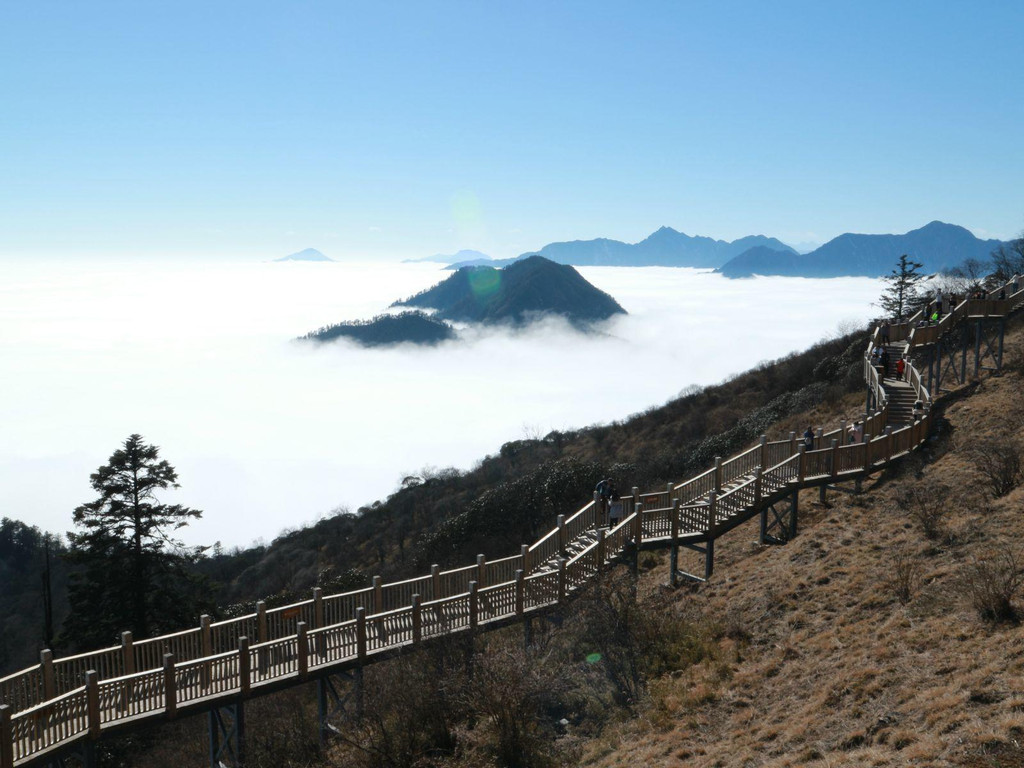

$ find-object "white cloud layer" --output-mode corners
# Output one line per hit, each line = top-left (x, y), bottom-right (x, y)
(0, 260), (882, 548)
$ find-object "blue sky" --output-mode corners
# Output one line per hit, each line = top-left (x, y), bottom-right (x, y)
(1, 1), (1022, 260)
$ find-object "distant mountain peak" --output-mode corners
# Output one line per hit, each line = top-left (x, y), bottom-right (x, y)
(275, 248), (333, 262)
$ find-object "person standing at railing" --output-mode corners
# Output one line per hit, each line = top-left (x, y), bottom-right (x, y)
(595, 478), (613, 525)
(803, 426), (815, 450)
(880, 321), (890, 344)
(879, 346), (890, 379)
(847, 421), (864, 444)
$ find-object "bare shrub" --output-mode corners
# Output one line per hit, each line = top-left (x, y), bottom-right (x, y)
(968, 435), (1024, 498)
(959, 547), (1022, 623)
(885, 545), (922, 604)
(896, 482), (950, 540)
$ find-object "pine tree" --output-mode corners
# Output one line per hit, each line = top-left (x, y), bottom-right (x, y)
(879, 253), (926, 321)
(60, 434), (210, 650)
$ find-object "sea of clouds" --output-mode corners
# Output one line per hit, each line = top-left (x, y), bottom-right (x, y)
(0, 259), (882, 548)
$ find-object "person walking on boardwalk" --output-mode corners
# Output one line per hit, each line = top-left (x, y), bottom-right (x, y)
(881, 321), (890, 344)
(595, 478), (613, 524)
(803, 426), (815, 450)
(895, 356), (905, 382)
(879, 347), (890, 378)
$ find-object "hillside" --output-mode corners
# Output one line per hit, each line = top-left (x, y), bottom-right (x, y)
(579, 321), (1024, 767)
(299, 311), (456, 347)
(718, 221), (1005, 278)
(394, 255), (626, 326)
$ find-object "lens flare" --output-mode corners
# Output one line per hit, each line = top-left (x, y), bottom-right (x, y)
(585, 653), (602, 664)
(468, 268), (501, 304)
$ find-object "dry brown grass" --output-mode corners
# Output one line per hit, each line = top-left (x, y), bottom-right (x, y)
(579, 319), (1024, 768)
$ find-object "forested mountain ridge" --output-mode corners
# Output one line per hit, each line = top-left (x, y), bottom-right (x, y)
(394, 255), (626, 326)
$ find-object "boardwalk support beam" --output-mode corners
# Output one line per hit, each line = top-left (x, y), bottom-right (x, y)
(209, 702), (245, 768)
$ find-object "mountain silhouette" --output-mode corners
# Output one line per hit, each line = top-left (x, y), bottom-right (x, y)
(716, 221), (1004, 278)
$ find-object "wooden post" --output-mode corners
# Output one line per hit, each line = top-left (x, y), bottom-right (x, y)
(714, 456), (722, 493)
(200, 614), (212, 688)
(431, 564), (441, 600)
(596, 528), (606, 570)
(760, 434), (768, 469)
(815, 427), (823, 450)
(831, 438), (839, 479)
(556, 515), (566, 553)
(297, 622), (308, 678)
(372, 575), (383, 614)
(632, 501), (644, 545)
(0, 705), (13, 768)
(121, 631), (136, 677)
(631, 486), (639, 511)
(666, 481), (674, 507)
(520, 544), (530, 574)
(864, 434), (874, 471)
(355, 608), (367, 662)
(514, 570), (525, 617)
(797, 445), (806, 484)
(557, 559), (566, 603)
(885, 426), (894, 463)
(789, 431), (797, 455)
(85, 670), (101, 736)
(593, 490), (603, 527)
(238, 637), (250, 695)
(256, 601), (268, 644)
(707, 491), (717, 529)
(754, 466), (763, 504)
(40, 648), (56, 699)
(411, 594), (422, 644)
(669, 499), (680, 588)
(162, 654), (176, 718)
(468, 581), (479, 629)
(476, 554), (486, 588)
(313, 587), (324, 629)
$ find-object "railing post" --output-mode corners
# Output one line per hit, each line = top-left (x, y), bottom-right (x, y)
(797, 445), (807, 484)
(514, 570), (525, 617)
(632, 502), (644, 545)
(297, 622), (308, 678)
(238, 637), (250, 695)
(431, 564), (441, 600)
(200, 614), (212, 657)
(476, 554), (487, 588)
(864, 434), (874, 471)
(885, 426), (894, 463)
(313, 587), (324, 629)
(372, 575), (383, 614)
(754, 466), (763, 504)
(760, 434), (768, 468)
(557, 560), (566, 603)
(669, 499), (680, 588)
(556, 515), (566, 553)
(40, 648), (56, 699)
(593, 490), (603, 527)
(86, 670), (101, 736)
(520, 544), (530, 575)
(468, 581), (479, 629)
(714, 456), (722, 493)
(121, 631), (135, 677)
(256, 600), (268, 644)
(789, 431), (797, 455)
(831, 438), (839, 479)
(162, 654), (176, 718)
(666, 481), (674, 506)
(0, 705), (13, 768)
(596, 529), (606, 570)
(708, 492), (717, 529)
(631, 486), (639, 512)
(411, 595), (422, 644)
(355, 608), (367, 662)
(815, 427), (823, 450)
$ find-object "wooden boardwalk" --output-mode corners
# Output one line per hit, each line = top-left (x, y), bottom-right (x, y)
(2, 274), (1022, 768)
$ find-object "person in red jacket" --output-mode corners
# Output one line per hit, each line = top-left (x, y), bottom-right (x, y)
(895, 357), (906, 381)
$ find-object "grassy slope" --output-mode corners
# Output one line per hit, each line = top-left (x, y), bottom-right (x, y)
(581, 322), (1024, 768)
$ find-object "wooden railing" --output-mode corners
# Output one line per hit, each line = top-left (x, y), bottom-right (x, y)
(1, 289), (1018, 768)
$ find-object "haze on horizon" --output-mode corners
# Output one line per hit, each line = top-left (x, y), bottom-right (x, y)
(1, 2), (1022, 263)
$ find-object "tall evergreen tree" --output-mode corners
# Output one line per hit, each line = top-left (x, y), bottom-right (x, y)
(60, 434), (210, 651)
(879, 253), (926, 321)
